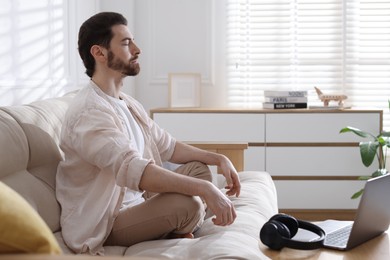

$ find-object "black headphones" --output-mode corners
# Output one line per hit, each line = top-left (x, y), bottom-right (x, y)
(260, 213), (325, 250)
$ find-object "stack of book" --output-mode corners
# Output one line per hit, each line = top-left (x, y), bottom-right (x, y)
(262, 90), (308, 109)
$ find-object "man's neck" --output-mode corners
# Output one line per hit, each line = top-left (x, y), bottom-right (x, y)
(91, 75), (124, 99)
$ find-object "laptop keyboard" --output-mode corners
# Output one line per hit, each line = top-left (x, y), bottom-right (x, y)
(325, 224), (353, 247)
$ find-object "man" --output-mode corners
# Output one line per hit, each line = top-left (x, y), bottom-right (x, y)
(56, 12), (240, 255)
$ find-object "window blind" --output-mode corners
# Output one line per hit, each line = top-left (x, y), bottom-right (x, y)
(0, 0), (69, 105)
(226, 0), (390, 130)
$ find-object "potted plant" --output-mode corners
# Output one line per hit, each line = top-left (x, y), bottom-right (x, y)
(339, 101), (390, 199)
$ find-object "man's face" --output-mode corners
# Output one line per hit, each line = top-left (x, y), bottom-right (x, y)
(107, 24), (141, 76)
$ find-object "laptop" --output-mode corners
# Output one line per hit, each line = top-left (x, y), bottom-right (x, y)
(295, 173), (390, 250)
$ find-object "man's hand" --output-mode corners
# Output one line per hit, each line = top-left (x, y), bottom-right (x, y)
(202, 182), (237, 226)
(218, 155), (241, 197)
(169, 142), (241, 197)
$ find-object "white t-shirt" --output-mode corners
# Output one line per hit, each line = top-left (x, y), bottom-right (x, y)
(108, 95), (146, 209)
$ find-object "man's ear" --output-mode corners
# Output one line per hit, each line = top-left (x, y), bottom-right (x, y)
(90, 45), (107, 62)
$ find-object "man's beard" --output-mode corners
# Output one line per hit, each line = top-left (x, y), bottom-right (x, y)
(107, 50), (140, 76)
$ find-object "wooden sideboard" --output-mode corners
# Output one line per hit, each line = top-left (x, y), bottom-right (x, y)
(186, 142), (248, 172)
(151, 107), (383, 221)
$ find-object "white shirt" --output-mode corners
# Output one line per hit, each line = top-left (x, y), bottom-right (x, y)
(107, 95), (146, 209)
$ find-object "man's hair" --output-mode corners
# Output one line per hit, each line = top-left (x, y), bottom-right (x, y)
(78, 12), (128, 78)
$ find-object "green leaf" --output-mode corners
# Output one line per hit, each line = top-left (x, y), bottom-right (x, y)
(378, 136), (388, 146)
(339, 127), (374, 138)
(359, 141), (379, 167)
(381, 131), (390, 137)
(358, 175), (371, 181)
(351, 189), (364, 199)
(381, 136), (390, 146)
(372, 169), (388, 178)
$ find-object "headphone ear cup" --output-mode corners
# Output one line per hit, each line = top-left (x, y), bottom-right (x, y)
(270, 214), (299, 238)
(260, 220), (291, 250)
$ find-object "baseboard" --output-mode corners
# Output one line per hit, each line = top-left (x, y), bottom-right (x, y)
(279, 209), (357, 221)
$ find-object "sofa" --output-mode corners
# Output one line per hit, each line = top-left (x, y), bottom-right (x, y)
(0, 91), (278, 259)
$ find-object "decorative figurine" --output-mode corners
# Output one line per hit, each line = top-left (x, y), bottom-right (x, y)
(314, 87), (347, 107)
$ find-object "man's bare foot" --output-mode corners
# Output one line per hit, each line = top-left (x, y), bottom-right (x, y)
(168, 232), (194, 239)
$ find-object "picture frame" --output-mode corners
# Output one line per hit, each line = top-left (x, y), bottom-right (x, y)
(168, 73), (201, 108)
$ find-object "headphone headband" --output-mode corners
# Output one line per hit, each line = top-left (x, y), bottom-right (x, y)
(260, 214), (325, 250)
(283, 220), (325, 250)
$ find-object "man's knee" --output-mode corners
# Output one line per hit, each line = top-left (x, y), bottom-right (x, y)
(165, 194), (205, 233)
(194, 161), (213, 183)
(181, 161), (212, 182)
(171, 194), (205, 217)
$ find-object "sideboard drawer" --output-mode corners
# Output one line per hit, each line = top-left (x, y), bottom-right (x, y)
(275, 180), (363, 209)
(244, 147), (266, 171)
(153, 113), (265, 142)
(266, 113), (381, 143)
(266, 147), (378, 176)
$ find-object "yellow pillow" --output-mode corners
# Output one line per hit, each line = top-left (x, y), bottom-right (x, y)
(0, 181), (62, 254)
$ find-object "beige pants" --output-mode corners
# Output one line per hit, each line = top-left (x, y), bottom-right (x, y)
(104, 161), (212, 247)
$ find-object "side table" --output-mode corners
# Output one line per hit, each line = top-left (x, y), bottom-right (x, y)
(260, 228), (390, 260)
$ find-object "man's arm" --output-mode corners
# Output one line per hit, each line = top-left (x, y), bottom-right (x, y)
(169, 141), (241, 197)
(139, 163), (236, 226)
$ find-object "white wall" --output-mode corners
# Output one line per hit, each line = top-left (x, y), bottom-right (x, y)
(134, 0), (227, 112)
(0, 0), (226, 111)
